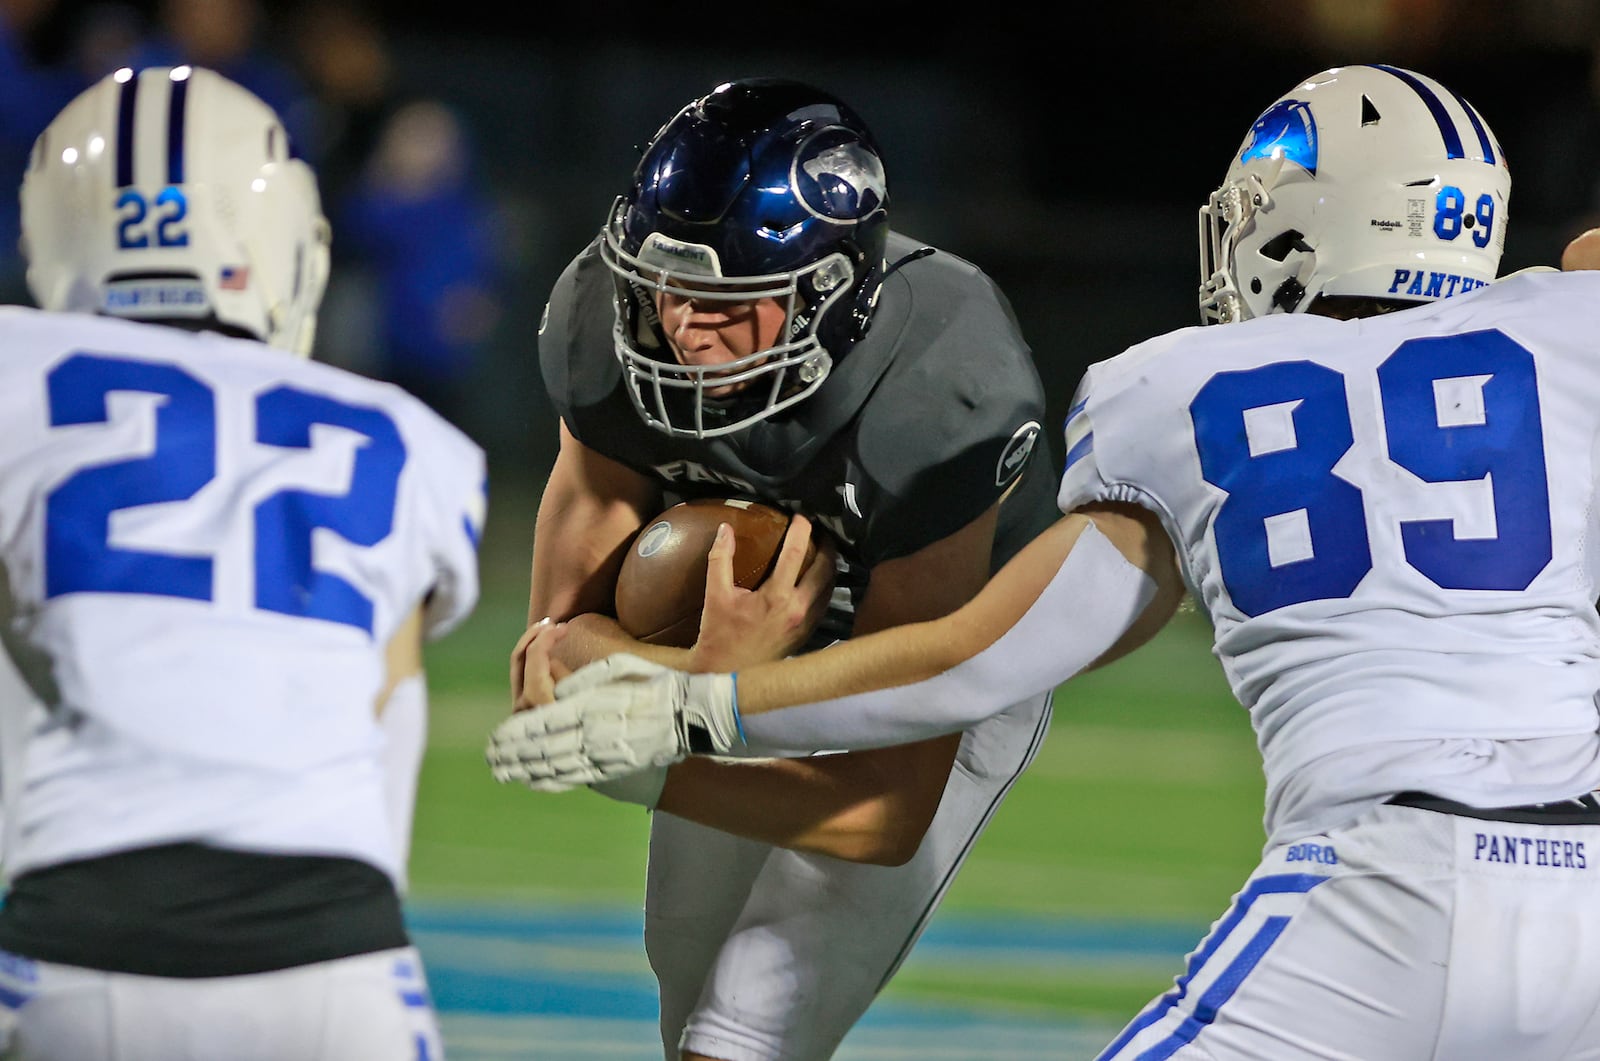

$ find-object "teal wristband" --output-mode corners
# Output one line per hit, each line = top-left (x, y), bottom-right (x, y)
(729, 673), (747, 745)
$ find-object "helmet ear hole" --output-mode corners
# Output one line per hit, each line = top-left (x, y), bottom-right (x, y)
(1258, 230), (1311, 262)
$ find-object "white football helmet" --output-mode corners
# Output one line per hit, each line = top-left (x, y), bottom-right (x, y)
(1199, 64), (1509, 324)
(20, 65), (331, 356)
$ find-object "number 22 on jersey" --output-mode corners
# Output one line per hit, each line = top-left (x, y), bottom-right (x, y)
(1190, 328), (1552, 617)
(45, 352), (404, 634)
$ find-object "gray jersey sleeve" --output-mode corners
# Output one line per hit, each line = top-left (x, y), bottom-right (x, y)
(848, 250), (1053, 566)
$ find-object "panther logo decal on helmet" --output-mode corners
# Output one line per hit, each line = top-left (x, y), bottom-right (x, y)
(1239, 100), (1318, 175)
(799, 138), (887, 221)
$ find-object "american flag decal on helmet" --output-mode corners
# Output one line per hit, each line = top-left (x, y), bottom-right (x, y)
(219, 265), (249, 289)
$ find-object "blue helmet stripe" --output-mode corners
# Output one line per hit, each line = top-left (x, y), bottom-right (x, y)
(115, 73), (138, 187)
(1371, 64), (1466, 160)
(166, 74), (189, 184)
(1444, 88), (1496, 165)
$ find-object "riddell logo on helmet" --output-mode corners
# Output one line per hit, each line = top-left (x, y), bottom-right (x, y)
(1370, 219), (1402, 230)
(1387, 269), (1489, 299)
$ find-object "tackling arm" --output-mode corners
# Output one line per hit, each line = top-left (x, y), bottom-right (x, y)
(735, 504), (1179, 750)
(487, 503), (1184, 789)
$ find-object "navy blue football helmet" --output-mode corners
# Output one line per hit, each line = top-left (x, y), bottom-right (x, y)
(602, 78), (891, 437)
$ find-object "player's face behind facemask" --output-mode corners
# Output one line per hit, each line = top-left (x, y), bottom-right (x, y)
(20, 65), (331, 357)
(601, 76), (890, 440)
(1198, 63), (1509, 325)
(649, 273), (790, 399)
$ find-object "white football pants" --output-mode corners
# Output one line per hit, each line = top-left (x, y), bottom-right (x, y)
(0, 945), (443, 1060)
(1098, 798), (1600, 1060)
(645, 689), (1054, 1061)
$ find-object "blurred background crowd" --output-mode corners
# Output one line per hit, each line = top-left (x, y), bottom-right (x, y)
(4, 0), (1600, 479)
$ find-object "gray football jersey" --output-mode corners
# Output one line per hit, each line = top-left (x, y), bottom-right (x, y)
(540, 231), (1059, 639)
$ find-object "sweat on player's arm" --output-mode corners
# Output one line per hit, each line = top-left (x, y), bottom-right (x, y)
(489, 501), (1183, 789)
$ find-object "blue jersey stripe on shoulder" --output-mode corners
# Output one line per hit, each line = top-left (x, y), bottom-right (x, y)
(1372, 64), (1465, 160)
(461, 475), (488, 548)
(1065, 430), (1094, 470)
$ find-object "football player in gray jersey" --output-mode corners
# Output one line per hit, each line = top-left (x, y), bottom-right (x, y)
(499, 66), (1600, 1061)
(507, 78), (1060, 1061)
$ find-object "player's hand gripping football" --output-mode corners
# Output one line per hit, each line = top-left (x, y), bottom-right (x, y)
(689, 511), (835, 671)
(488, 618), (742, 792)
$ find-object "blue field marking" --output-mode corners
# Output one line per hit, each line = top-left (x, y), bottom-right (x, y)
(408, 902), (1197, 1060)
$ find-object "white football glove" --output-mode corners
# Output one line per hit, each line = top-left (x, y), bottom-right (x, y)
(485, 654), (741, 792)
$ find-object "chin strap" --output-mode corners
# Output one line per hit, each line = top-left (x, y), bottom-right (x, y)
(884, 245), (935, 278)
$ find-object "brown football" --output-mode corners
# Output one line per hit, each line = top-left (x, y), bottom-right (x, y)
(614, 497), (815, 647)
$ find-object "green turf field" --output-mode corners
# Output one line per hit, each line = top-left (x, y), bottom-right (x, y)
(410, 481), (1268, 1028)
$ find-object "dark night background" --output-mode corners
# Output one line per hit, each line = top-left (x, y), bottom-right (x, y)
(7, 0), (1600, 478)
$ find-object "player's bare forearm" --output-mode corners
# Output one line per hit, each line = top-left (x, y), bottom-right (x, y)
(732, 516), (1089, 712)
(719, 501), (999, 706)
(376, 605), (425, 716)
(526, 500), (645, 625)
(1562, 227), (1600, 271)
(733, 507), (1173, 719)
(527, 422), (660, 624)
(656, 734), (960, 865)
(553, 612), (695, 670)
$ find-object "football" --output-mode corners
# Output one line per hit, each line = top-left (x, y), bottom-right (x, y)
(614, 497), (816, 647)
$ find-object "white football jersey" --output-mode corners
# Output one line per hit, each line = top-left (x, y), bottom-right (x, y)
(0, 307), (485, 884)
(1060, 270), (1600, 846)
